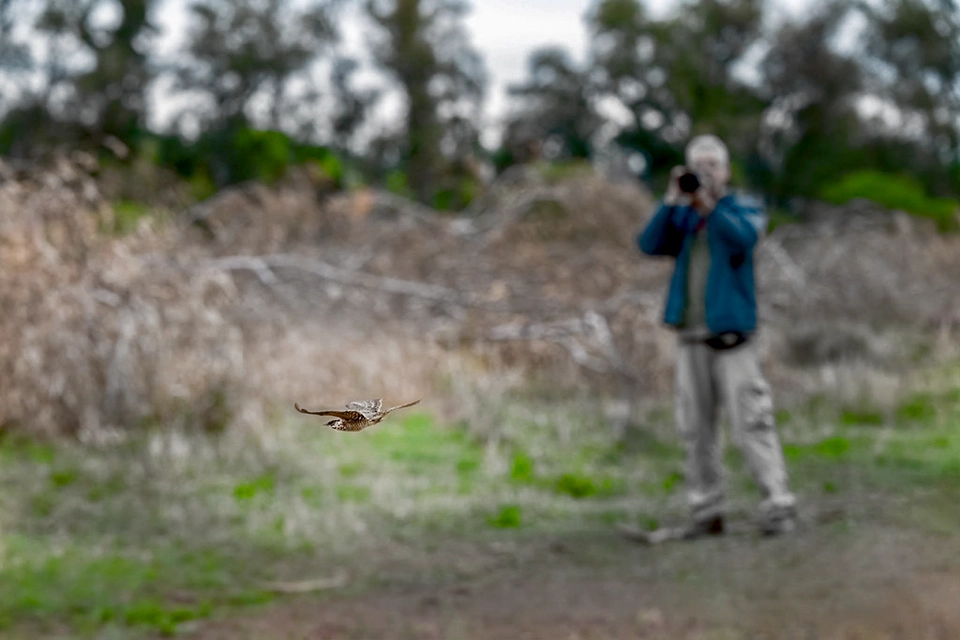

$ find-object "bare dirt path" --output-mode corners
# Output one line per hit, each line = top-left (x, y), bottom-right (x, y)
(184, 517), (960, 640)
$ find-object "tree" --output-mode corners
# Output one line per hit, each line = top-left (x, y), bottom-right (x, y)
(588, 0), (767, 182)
(172, 0), (339, 186)
(1, 0), (81, 156)
(501, 47), (601, 163)
(860, 0), (960, 193)
(757, 1), (866, 199)
(328, 57), (381, 152)
(177, 0), (338, 134)
(35, 0), (158, 146)
(0, 0), (33, 113)
(366, 0), (486, 204)
(0, 0), (32, 78)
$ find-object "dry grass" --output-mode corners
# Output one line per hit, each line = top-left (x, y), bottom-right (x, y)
(1, 155), (959, 440)
(0, 155), (252, 438)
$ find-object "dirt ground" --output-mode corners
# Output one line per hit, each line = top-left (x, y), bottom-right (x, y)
(185, 513), (960, 640)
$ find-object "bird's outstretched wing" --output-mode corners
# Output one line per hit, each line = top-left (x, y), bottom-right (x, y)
(295, 404), (366, 421)
(345, 399), (383, 419)
(383, 399), (421, 415)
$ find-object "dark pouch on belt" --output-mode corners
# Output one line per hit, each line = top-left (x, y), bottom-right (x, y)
(704, 332), (748, 350)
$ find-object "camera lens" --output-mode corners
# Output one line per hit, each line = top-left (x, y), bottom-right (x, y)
(678, 172), (700, 194)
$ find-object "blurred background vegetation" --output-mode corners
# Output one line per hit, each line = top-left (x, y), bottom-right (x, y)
(2, 1), (960, 638)
(0, 0), (958, 221)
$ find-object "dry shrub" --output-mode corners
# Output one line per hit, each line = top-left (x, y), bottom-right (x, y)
(0, 156), (253, 438)
(3, 152), (959, 440)
(183, 167), (350, 255)
(757, 204), (960, 388)
(200, 166), (960, 411)
(244, 318), (444, 414)
(760, 203), (960, 327)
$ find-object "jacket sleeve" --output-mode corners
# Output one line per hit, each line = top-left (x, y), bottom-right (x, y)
(638, 203), (684, 256)
(707, 197), (767, 252)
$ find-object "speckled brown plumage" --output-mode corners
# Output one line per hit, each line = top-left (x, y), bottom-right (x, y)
(294, 398), (420, 431)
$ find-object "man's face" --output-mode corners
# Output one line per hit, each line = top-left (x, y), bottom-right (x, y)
(688, 150), (731, 190)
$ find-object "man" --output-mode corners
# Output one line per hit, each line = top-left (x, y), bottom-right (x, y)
(638, 134), (797, 538)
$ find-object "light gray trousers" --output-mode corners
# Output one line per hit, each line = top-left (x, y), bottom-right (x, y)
(675, 339), (796, 522)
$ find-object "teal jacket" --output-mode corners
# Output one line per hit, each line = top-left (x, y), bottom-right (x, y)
(637, 194), (767, 334)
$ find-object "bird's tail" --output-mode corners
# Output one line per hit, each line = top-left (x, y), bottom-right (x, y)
(384, 399), (421, 414)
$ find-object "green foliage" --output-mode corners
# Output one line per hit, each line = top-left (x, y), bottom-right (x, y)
(456, 455), (480, 477)
(189, 171), (218, 201)
(386, 169), (414, 199)
(509, 452), (536, 483)
(49, 468), (77, 488)
(767, 208), (800, 234)
(0, 105), (64, 156)
(306, 154), (344, 188)
(152, 129), (346, 197)
(554, 472), (597, 498)
(433, 178), (481, 211)
(537, 160), (594, 184)
(839, 408), (885, 427)
(821, 171), (959, 232)
(488, 504), (522, 528)
(813, 436), (852, 459)
(335, 484), (371, 503)
(783, 436), (855, 462)
(661, 470), (684, 493)
(231, 129), (294, 184)
(338, 461), (364, 478)
(895, 393), (937, 425)
(123, 599), (212, 636)
(233, 474), (276, 501)
(108, 199), (151, 235)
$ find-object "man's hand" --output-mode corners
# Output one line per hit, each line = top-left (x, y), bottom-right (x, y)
(691, 174), (717, 216)
(664, 165), (691, 206)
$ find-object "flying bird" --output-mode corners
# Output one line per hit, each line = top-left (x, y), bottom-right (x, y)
(294, 398), (421, 432)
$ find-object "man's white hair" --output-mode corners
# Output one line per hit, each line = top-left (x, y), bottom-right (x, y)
(685, 134), (729, 166)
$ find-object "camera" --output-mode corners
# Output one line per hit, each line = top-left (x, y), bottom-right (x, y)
(678, 172), (700, 194)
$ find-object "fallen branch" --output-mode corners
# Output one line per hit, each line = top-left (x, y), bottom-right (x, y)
(204, 254), (470, 305)
(761, 238), (807, 289)
(201, 253), (577, 316)
(261, 571), (349, 594)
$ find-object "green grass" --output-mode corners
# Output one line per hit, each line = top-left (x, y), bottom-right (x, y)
(488, 505), (522, 528)
(776, 380), (960, 493)
(839, 407), (885, 427)
(1, 373), (959, 637)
